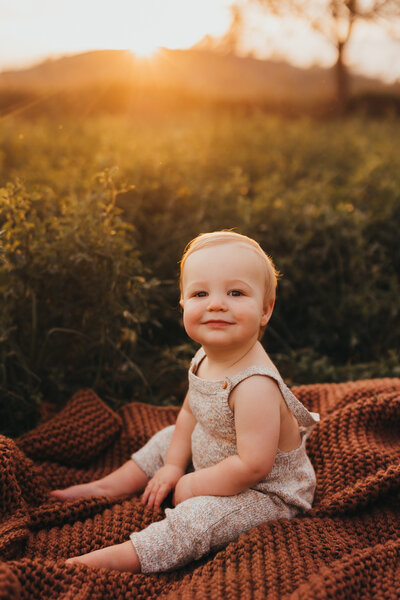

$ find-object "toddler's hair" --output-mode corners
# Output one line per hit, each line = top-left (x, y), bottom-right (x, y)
(180, 230), (280, 322)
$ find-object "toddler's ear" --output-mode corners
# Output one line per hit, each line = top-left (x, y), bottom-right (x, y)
(179, 298), (184, 310)
(261, 299), (275, 326)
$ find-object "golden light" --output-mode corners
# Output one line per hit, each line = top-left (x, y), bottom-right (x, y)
(0, 0), (233, 70)
(122, 0), (232, 58)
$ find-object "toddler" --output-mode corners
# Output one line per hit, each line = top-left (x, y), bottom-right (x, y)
(52, 230), (319, 573)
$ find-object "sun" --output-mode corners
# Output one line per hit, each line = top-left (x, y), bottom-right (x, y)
(121, 0), (232, 59)
(125, 26), (164, 59)
(129, 42), (160, 59)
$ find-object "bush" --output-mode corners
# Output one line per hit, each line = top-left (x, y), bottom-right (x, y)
(0, 171), (159, 435)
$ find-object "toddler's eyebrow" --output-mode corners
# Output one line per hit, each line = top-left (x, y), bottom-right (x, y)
(185, 281), (208, 289)
(228, 280), (252, 288)
(185, 279), (253, 290)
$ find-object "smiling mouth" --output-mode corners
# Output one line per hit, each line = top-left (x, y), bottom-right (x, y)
(203, 320), (234, 326)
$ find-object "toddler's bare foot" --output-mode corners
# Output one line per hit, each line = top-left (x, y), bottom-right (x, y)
(66, 541), (141, 572)
(51, 460), (148, 501)
(51, 481), (106, 500)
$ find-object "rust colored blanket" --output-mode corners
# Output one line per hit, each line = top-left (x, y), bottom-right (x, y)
(1, 378), (399, 599)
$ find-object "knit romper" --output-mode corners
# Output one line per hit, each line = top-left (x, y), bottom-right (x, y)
(130, 347), (319, 573)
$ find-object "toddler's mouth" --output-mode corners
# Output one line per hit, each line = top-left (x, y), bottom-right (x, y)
(203, 320), (233, 326)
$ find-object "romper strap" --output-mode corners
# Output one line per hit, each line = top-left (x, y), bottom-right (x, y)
(228, 366), (319, 428)
(190, 347), (206, 373)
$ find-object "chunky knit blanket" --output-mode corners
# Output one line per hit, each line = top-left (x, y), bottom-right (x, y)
(0, 378), (399, 600)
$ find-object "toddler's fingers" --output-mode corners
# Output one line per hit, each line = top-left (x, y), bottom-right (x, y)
(154, 483), (169, 508)
(140, 481), (154, 505)
(142, 479), (159, 507)
(146, 484), (161, 508)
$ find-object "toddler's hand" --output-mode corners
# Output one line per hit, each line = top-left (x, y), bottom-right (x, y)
(173, 473), (195, 506)
(141, 464), (184, 508)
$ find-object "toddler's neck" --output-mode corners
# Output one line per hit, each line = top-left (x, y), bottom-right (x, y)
(199, 340), (268, 380)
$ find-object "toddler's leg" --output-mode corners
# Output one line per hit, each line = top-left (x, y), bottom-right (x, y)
(53, 425), (175, 501)
(64, 491), (293, 573)
(130, 490), (297, 573)
(51, 459), (149, 500)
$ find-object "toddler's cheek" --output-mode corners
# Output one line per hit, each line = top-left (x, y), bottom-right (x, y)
(182, 312), (198, 340)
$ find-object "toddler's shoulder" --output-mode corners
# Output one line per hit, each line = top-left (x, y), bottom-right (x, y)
(230, 372), (283, 410)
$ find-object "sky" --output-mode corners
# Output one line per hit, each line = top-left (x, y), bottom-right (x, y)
(1, 0), (399, 83)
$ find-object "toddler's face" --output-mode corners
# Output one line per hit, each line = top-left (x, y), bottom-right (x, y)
(180, 243), (272, 349)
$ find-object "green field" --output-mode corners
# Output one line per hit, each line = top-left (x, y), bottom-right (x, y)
(1, 111), (399, 435)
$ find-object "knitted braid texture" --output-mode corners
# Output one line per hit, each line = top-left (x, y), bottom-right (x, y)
(0, 381), (399, 599)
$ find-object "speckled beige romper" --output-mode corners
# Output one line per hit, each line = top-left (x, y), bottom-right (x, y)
(130, 348), (319, 573)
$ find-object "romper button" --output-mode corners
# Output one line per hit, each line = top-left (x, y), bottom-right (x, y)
(221, 381), (228, 390)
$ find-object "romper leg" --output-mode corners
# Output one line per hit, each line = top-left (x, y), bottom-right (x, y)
(130, 489), (297, 573)
(131, 425), (175, 479)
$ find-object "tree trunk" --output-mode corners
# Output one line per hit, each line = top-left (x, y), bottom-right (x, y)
(335, 41), (349, 115)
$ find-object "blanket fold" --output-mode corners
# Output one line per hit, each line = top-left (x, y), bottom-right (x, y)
(0, 378), (399, 599)
(16, 389), (122, 466)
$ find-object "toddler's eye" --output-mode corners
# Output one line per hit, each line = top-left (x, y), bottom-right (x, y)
(229, 290), (243, 297)
(194, 291), (207, 297)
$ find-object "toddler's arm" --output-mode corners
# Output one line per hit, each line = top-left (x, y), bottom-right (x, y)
(174, 376), (281, 502)
(141, 393), (196, 507)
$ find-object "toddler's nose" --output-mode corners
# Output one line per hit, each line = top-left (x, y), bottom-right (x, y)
(207, 294), (227, 311)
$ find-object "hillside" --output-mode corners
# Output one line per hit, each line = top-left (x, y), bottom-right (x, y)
(1, 48), (399, 118)
(1, 48), (398, 100)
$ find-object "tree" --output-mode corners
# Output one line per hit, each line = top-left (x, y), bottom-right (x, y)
(251, 0), (400, 113)
(218, 4), (246, 54)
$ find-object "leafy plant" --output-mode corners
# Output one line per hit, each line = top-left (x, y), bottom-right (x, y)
(0, 171), (158, 435)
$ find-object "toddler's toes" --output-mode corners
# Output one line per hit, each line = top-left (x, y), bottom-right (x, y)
(65, 554), (97, 567)
(50, 489), (73, 500)
(65, 557), (80, 565)
(50, 489), (65, 499)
